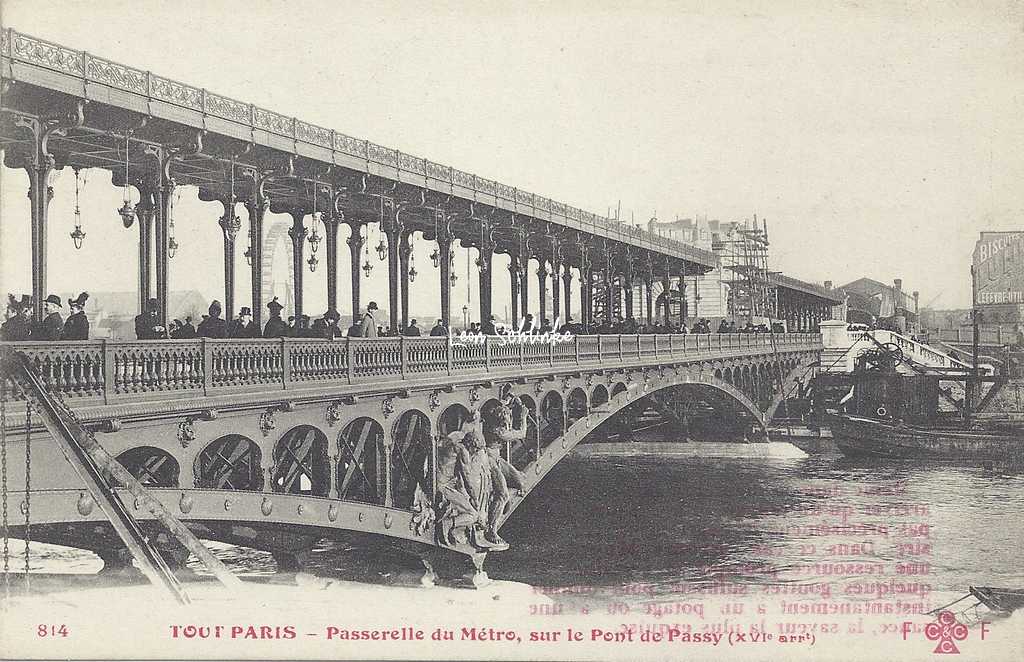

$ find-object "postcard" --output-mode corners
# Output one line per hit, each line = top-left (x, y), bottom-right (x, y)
(1, 2), (1022, 660)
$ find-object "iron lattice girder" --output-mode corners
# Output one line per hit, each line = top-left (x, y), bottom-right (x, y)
(0, 29), (718, 276)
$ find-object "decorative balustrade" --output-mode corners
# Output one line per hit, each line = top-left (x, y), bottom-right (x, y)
(840, 330), (966, 369)
(0, 334), (821, 407)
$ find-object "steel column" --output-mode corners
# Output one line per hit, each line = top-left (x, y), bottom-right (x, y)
(346, 222), (364, 324)
(384, 207), (402, 335)
(218, 198), (241, 322)
(537, 261), (548, 324)
(323, 214), (341, 317)
(509, 257), (520, 325)
(520, 252), (530, 322)
(438, 231), (452, 329)
(287, 210), (307, 320)
(136, 189), (154, 314)
(562, 264), (572, 325)
(399, 229), (412, 330)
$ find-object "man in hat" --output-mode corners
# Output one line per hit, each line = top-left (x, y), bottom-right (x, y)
(34, 294), (65, 341)
(429, 319), (447, 337)
(403, 318), (421, 337)
(135, 298), (166, 340)
(62, 292), (90, 341)
(228, 306), (259, 338)
(361, 302), (379, 338)
(1, 295), (33, 341)
(263, 298), (288, 338)
(197, 300), (227, 338)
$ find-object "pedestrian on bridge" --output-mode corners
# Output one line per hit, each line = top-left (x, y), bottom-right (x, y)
(403, 319), (421, 336)
(361, 302), (379, 338)
(135, 298), (166, 340)
(62, 292), (90, 340)
(35, 294), (65, 341)
(263, 298), (288, 338)
(1, 295), (33, 341)
(228, 307), (259, 338)
(197, 300), (227, 338)
(429, 319), (447, 337)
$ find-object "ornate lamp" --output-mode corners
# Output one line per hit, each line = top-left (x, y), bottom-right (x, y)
(308, 217), (322, 256)
(361, 225), (373, 276)
(167, 188), (181, 259)
(376, 238), (387, 262)
(430, 248), (440, 268)
(69, 168), (86, 249)
(118, 132), (135, 227)
(475, 255), (488, 274)
(450, 271), (458, 285)
(307, 254), (319, 272)
(408, 252), (417, 283)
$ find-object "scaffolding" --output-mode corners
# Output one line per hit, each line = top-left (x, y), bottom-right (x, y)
(717, 216), (778, 326)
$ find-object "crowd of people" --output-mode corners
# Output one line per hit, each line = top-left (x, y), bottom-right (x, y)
(1, 293), (91, 342)
(2, 291), (792, 343)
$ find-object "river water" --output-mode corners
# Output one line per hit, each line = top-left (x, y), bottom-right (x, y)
(12, 444), (1024, 653)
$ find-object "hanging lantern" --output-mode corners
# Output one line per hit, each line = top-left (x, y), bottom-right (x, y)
(430, 248), (440, 268)
(475, 255), (488, 274)
(376, 238), (387, 262)
(118, 132), (135, 227)
(307, 254), (319, 272)
(69, 225), (86, 250)
(244, 246), (253, 266)
(167, 188), (181, 259)
(70, 168), (86, 249)
(450, 271), (458, 285)
(408, 264), (418, 283)
(308, 227), (322, 254)
(118, 200), (136, 228)
(361, 224), (373, 276)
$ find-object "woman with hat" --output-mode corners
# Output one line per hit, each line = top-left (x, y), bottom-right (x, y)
(62, 292), (90, 340)
(35, 294), (65, 341)
(262, 298), (288, 338)
(1, 295), (33, 341)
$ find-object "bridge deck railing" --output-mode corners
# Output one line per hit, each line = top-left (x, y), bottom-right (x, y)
(0, 333), (821, 406)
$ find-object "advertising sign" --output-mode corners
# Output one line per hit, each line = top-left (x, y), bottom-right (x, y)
(973, 232), (1024, 306)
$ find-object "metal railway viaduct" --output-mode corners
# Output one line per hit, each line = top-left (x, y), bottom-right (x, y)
(0, 29), (838, 584)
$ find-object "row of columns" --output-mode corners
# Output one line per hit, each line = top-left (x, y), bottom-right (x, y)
(10, 120), (833, 334)
(778, 296), (832, 332)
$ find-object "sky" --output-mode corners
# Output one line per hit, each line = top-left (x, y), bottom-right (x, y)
(1, 0), (1023, 316)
